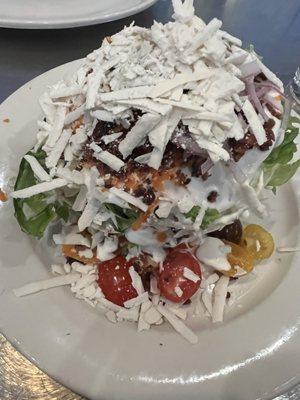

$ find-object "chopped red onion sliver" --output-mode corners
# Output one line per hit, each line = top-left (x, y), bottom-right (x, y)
(256, 87), (269, 99)
(245, 78), (268, 121)
(254, 81), (284, 96)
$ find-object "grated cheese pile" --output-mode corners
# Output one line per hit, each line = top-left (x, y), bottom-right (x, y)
(11, 0), (285, 343)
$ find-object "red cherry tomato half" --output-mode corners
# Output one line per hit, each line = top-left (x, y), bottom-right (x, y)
(97, 256), (138, 306)
(158, 246), (201, 303)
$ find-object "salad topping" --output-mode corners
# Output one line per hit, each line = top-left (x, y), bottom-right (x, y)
(10, 0), (300, 343)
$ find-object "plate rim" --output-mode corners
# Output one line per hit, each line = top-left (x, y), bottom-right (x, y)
(0, 59), (300, 400)
(0, 0), (158, 29)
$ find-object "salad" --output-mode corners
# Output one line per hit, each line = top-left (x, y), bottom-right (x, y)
(11, 0), (300, 343)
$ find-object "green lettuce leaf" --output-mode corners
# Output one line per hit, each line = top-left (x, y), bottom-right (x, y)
(185, 206), (200, 222)
(105, 203), (139, 232)
(14, 148), (70, 237)
(185, 206), (220, 229)
(201, 208), (220, 229)
(263, 116), (300, 191)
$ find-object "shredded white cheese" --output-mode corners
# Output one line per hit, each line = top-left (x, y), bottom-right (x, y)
(157, 305), (198, 344)
(14, 274), (80, 297)
(11, 178), (67, 199)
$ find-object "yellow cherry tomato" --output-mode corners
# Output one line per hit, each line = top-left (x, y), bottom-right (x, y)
(222, 241), (254, 277)
(242, 224), (274, 261)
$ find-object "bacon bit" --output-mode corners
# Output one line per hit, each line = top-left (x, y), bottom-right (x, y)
(132, 200), (159, 231)
(3, 118), (10, 123)
(0, 189), (7, 202)
(62, 245), (99, 265)
(124, 172), (141, 191)
(156, 231), (167, 243)
(105, 36), (112, 44)
(152, 168), (177, 191)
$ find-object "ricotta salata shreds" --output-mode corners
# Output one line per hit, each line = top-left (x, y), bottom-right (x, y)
(11, 0), (300, 344)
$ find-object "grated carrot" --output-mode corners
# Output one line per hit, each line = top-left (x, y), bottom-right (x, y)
(131, 200), (159, 231)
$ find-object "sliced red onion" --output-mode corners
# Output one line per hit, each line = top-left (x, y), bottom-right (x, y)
(239, 60), (261, 78)
(254, 81), (284, 96)
(256, 87), (269, 99)
(245, 77), (268, 121)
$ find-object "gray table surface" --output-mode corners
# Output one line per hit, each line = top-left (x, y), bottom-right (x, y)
(0, 0), (300, 398)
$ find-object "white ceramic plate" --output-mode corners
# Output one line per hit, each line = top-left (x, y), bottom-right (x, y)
(0, 60), (300, 400)
(0, 0), (158, 29)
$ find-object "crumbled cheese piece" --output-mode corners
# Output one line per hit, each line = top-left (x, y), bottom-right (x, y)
(99, 86), (154, 101)
(150, 276), (160, 294)
(241, 180), (266, 216)
(24, 155), (51, 182)
(90, 143), (125, 172)
(174, 286), (183, 297)
(168, 307), (187, 320)
(138, 316), (150, 332)
(218, 30), (242, 47)
(109, 187), (148, 212)
(157, 305), (198, 344)
(105, 310), (117, 323)
(128, 266), (144, 295)
(64, 264), (71, 273)
(97, 237), (118, 261)
(72, 186), (87, 212)
(202, 290), (213, 316)
(117, 307), (139, 322)
(64, 105), (85, 125)
(155, 201), (173, 218)
(123, 292), (149, 308)
(277, 247), (300, 253)
(172, 0), (195, 23)
(101, 132), (123, 144)
(53, 232), (91, 247)
(119, 113), (161, 158)
(14, 274), (80, 297)
(183, 267), (200, 283)
(78, 249), (94, 259)
(97, 297), (123, 313)
(143, 306), (162, 324)
(201, 273), (219, 288)
(46, 129), (72, 168)
(44, 106), (67, 148)
(91, 109), (115, 122)
(148, 110), (182, 169)
(254, 55), (283, 90)
(10, 178), (67, 199)
(51, 264), (65, 275)
(212, 275), (229, 323)
(50, 83), (82, 99)
(78, 198), (100, 232)
(150, 70), (215, 98)
(125, 228), (158, 246)
(86, 69), (104, 109)
(190, 18), (222, 51)
(242, 99), (267, 145)
(138, 301), (152, 331)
